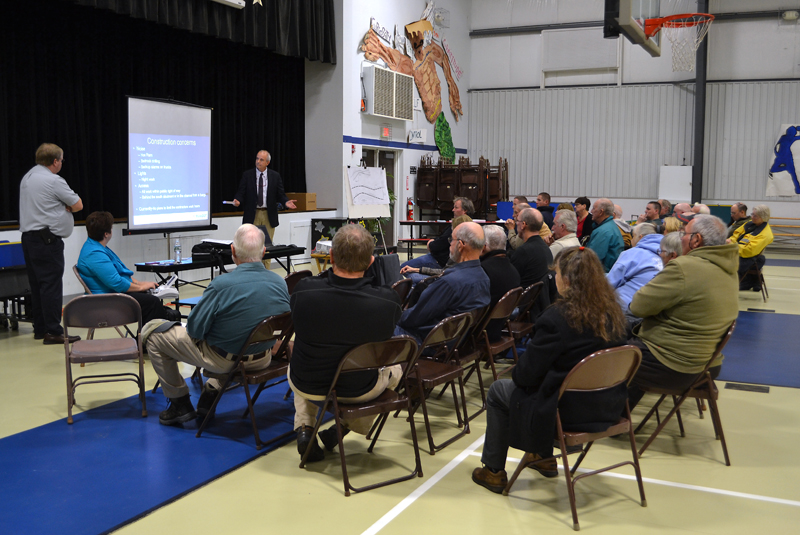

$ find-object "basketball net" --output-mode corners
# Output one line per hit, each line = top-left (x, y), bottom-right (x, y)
(660, 14), (714, 72)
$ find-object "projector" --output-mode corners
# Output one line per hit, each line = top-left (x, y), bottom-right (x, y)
(210, 0), (245, 9)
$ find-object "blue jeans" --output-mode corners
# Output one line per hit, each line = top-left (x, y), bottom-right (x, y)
(400, 253), (441, 271)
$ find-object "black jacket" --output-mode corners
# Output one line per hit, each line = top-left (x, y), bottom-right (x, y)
(480, 249), (521, 341)
(508, 305), (627, 458)
(539, 205), (555, 229)
(234, 167), (289, 228)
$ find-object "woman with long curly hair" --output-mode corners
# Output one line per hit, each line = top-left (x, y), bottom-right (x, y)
(472, 247), (628, 493)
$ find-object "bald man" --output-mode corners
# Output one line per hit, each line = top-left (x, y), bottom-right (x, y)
(395, 222), (490, 343)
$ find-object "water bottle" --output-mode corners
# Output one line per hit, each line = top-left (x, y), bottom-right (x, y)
(174, 238), (182, 263)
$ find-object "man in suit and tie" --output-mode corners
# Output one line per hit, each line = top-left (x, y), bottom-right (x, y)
(233, 150), (296, 268)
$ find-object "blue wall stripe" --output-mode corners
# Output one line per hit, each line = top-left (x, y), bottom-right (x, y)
(343, 135), (467, 154)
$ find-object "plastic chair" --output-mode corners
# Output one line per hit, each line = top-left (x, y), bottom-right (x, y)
(195, 311), (295, 449)
(284, 269), (313, 295)
(634, 320), (736, 465)
(503, 345), (646, 531)
(298, 336), (422, 496)
(63, 294), (147, 424)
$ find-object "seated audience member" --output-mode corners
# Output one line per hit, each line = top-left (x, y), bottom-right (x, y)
(401, 197), (473, 272)
(606, 223), (663, 324)
(513, 195), (528, 206)
(574, 197), (593, 243)
(507, 203), (552, 248)
(145, 224), (290, 425)
(613, 204), (633, 249)
(636, 201), (662, 224)
(549, 209), (581, 257)
(586, 198), (624, 272)
(481, 225), (521, 341)
(505, 202), (530, 249)
(536, 192), (555, 228)
(77, 211), (180, 324)
(692, 203), (711, 214)
(401, 215), (472, 283)
(509, 208), (553, 289)
(662, 216), (683, 234)
(658, 199), (672, 219)
(732, 204), (774, 291)
(471, 247), (627, 493)
(727, 202), (750, 238)
(658, 231), (683, 266)
(289, 224), (403, 461)
(395, 222), (490, 343)
(672, 203), (692, 218)
(510, 208), (554, 318)
(627, 215), (739, 410)
(557, 202), (574, 212)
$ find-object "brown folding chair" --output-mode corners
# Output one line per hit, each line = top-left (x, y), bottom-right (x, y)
(376, 313), (473, 455)
(284, 269), (313, 295)
(738, 260), (768, 302)
(504, 345), (646, 531)
(475, 287), (523, 380)
(502, 281), (543, 343)
(63, 294), (147, 424)
(447, 305), (491, 422)
(298, 336), (422, 496)
(634, 320), (736, 465)
(391, 278), (413, 307)
(196, 311), (295, 450)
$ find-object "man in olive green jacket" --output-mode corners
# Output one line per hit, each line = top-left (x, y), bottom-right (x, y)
(627, 214), (739, 408)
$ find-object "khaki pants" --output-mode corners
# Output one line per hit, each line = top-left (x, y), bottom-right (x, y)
(253, 209), (275, 270)
(147, 325), (271, 399)
(289, 364), (403, 435)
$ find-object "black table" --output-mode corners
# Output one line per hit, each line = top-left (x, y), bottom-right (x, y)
(135, 246), (306, 287)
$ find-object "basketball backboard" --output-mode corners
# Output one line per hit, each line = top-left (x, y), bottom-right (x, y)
(604, 0), (662, 57)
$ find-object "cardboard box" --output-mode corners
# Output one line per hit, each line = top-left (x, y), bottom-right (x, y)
(287, 192), (316, 211)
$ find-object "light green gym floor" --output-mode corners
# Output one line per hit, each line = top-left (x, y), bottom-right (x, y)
(2, 253), (799, 534)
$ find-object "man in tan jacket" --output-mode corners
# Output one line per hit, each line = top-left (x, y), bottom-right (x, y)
(626, 215), (739, 409)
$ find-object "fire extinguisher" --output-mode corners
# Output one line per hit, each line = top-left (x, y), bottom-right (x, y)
(407, 198), (414, 221)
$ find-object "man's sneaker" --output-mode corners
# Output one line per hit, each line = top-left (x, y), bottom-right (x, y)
(196, 385), (218, 419)
(159, 395), (196, 425)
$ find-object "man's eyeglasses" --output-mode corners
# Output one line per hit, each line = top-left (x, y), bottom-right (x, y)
(679, 230), (698, 239)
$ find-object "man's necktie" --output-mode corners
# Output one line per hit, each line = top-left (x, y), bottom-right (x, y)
(258, 172), (264, 207)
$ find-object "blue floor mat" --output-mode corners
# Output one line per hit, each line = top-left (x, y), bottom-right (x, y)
(715, 311), (799, 388)
(0, 379), (298, 535)
(764, 258), (800, 268)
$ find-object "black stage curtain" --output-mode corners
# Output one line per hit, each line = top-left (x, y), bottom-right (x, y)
(70, 0), (337, 65)
(0, 0), (308, 224)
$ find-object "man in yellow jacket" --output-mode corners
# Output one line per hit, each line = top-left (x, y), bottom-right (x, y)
(732, 204), (774, 291)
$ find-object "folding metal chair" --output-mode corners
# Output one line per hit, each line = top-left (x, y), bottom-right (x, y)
(634, 320), (736, 465)
(298, 336), (422, 496)
(195, 311), (294, 449)
(63, 294), (146, 424)
(504, 345), (646, 531)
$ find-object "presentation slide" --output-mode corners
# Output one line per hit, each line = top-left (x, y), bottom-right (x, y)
(128, 97), (212, 232)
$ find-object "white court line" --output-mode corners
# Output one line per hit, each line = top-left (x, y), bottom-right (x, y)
(466, 452), (800, 508)
(359, 435), (485, 535)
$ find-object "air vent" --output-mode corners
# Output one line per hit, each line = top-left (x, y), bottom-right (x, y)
(363, 65), (414, 121)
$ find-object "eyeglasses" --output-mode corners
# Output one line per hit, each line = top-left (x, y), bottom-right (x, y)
(448, 237), (464, 244)
(679, 230), (698, 239)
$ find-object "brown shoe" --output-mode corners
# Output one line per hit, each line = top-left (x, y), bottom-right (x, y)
(527, 453), (558, 478)
(472, 466), (508, 494)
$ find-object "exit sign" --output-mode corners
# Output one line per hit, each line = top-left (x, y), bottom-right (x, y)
(380, 124), (392, 140)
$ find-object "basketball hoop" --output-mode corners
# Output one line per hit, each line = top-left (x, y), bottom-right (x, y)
(645, 13), (714, 72)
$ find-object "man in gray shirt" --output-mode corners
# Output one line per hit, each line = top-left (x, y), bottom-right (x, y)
(19, 143), (83, 344)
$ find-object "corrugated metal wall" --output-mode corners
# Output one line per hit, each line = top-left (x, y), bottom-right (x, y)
(469, 84), (696, 199)
(704, 81), (800, 202)
(470, 80), (800, 201)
